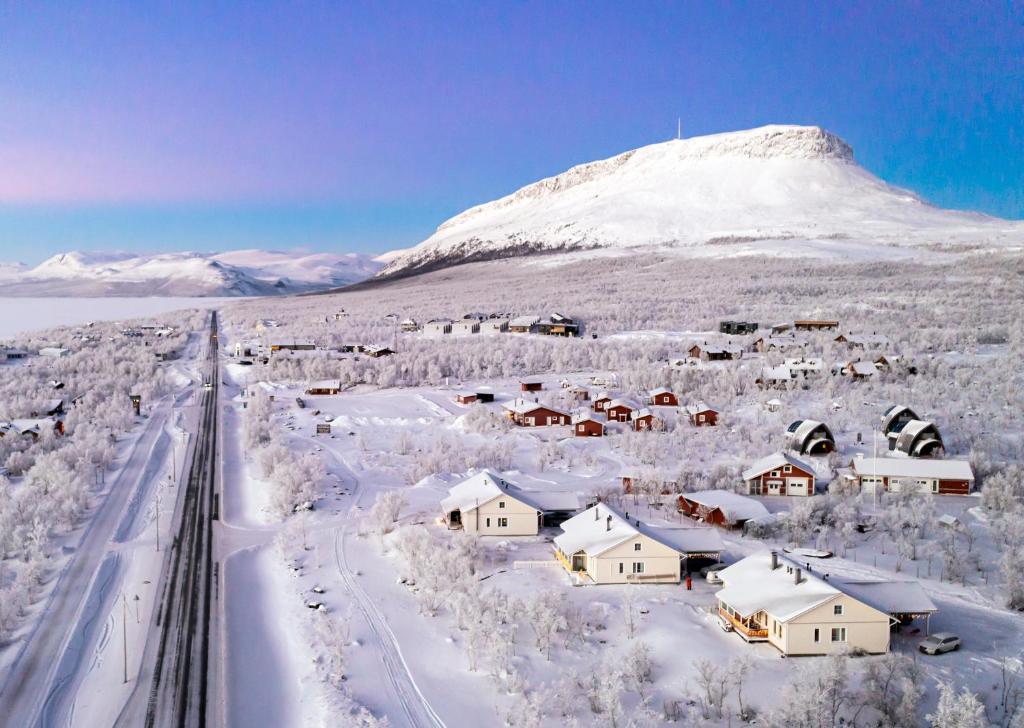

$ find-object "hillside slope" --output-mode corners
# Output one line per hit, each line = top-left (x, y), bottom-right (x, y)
(382, 125), (1024, 277)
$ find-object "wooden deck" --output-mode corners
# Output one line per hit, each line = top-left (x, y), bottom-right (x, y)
(719, 607), (769, 641)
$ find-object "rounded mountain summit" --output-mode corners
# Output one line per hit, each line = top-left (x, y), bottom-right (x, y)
(381, 125), (1024, 278)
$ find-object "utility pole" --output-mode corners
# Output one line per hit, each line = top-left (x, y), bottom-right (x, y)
(122, 593), (129, 684)
(155, 492), (162, 552)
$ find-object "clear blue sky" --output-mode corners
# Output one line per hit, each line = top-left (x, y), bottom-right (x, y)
(1, 1), (1021, 263)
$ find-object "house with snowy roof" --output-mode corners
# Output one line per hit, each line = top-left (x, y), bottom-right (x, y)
(785, 419), (836, 455)
(715, 551), (892, 655)
(756, 366), (793, 389)
(677, 490), (769, 529)
(423, 319), (454, 336)
(648, 387), (678, 406)
(605, 397), (641, 423)
(888, 420), (944, 458)
(572, 412), (605, 437)
(629, 407), (660, 431)
(508, 315), (541, 333)
(501, 399), (569, 427)
(742, 452), (816, 496)
(480, 317), (509, 334)
(849, 457), (974, 496)
(685, 403), (719, 427)
(553, 502), (722, 585)
(440, 470), (579, 535)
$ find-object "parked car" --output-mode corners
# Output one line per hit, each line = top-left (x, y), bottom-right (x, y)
(716, 614), (734, 632)
(919, 633), (961, 655)
(701, 562), (728, 584)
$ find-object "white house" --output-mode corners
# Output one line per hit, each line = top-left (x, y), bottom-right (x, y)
(440, 470), (579, 536)
(554, 503), (722, 585)
(423, 319), (454, 336)
(39, 347), (70, 358)
(452, 319), (480, 335)
(715, 551), (894, 655)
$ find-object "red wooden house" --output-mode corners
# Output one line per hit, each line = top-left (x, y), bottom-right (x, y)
(605, 398), (639, 423)
(455, 393), (478, 405)
(592, 392), (613, 412)
(630, 408), (660, 431)
(686, 403), (719, 427)
(502, 399), (569, 427)
(572, 413), (605, 437)
(520, 380), (543, 392)
(649, 387), (678, 406)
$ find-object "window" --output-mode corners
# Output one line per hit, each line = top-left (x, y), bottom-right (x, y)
(498, 501), (505, 509)
(486, 518), (491, 527)
(833, 604), (844, 616)
(783, 465), (792, 473)
(813, 628), (821, 643)
(831, 627), (847, 642)
(618, 562), (624, 574)
(634, 543), (642, 552)
(632, 562), (645, 574)
(698, 414), (705, 422)
(498, 517), (508, 528)
(578, 425), (585, 432)
(770, 471), (780, 478)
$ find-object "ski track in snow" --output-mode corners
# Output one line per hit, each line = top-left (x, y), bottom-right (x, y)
(328, 454), (447, 728)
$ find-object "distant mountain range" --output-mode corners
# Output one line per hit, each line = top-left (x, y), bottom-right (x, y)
(0, 249), (388, 297)
(381, 124), (1024, 277)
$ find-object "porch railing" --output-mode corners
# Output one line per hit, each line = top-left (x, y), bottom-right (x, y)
(718, 607), (769, 639)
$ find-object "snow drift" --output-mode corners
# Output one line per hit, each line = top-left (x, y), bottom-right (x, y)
(382, 125), (1024, 277)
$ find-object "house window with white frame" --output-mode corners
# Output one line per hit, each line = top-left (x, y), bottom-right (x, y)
(814, 628), (821, 643)
(634, 543), (642, 552)
(783, 465), (792, 473)
(618, 562), (624, 574)
(498, 517), (508, 527)
(833, 604), (844, 616)
(498, 501), (505, 509)
(831, 627), (847, 642)
(632, 562), (645, 574)
(770, 470), (780, 477)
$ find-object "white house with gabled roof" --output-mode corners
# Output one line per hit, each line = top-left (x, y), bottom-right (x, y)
(440, 470), (579, 535)
(716, 551), (892, 655)
(554, 503), (722, 584)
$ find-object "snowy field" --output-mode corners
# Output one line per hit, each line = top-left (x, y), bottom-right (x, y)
(211, 250), (1024, 727)
(0, 296), (231, 339)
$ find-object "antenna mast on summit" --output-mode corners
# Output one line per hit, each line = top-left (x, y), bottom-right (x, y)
(677, 118), (681, 140)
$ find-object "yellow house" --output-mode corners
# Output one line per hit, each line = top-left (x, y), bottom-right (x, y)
(440, 470), (578, 536)
(553, 503), (722, 585)
(715, 552), (894, 655)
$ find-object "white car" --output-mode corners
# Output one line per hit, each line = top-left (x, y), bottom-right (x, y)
(919, 633), (961, 655)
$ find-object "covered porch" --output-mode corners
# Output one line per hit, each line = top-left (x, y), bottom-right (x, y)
(718, 602), (769, 642)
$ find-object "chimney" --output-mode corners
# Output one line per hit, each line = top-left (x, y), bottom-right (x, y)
(794, 567), (802, 585)
(770, 551), (779, 570)
(594, 507), (600, 521)
(606, 515), (612, 532)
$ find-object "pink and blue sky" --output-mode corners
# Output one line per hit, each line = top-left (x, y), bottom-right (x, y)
(1, 1), (1021, 263)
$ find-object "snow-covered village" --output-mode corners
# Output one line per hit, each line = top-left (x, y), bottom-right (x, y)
(1, 5), (1023, 728)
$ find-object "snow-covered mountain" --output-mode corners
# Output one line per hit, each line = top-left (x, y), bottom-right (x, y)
(382, 125), (1024, 277)
(0, 250), (385, 297)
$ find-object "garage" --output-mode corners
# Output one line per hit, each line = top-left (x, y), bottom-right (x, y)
(786, 477), (810, 496)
